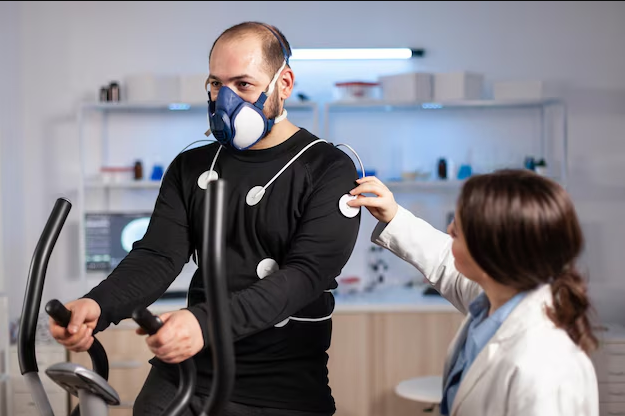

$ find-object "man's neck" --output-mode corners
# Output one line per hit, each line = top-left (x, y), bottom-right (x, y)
(250, 119), (300, 150)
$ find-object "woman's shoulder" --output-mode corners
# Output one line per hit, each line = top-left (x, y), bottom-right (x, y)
(508, 323), (597, 381)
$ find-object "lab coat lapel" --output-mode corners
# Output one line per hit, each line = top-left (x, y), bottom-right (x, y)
(450, 285), (553, 415)
(450, 340), (504, 415)
(443, 314), (472, 387)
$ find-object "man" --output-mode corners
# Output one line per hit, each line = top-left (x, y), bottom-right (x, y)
(49, 21), (361, 416)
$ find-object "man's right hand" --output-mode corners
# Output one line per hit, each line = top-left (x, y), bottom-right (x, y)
(48, 298), (102, 352)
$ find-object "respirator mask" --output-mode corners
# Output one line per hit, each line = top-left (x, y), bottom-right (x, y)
(207, 60), (288, 151)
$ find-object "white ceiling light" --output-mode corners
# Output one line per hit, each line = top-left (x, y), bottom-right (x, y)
(290, 48), (424, 61)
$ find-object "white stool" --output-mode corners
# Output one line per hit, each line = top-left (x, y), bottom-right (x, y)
(395, 375), (443, 415)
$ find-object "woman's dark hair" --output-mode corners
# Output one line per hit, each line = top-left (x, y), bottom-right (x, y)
(457, 169), (598, 354)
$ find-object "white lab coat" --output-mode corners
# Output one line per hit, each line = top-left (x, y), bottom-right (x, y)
(371, 205), (599, 416)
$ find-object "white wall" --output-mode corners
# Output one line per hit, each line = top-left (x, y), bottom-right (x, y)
(2, 1), (625, 324)
(0, 1), (23, 311)
(0, 5), (20, 411)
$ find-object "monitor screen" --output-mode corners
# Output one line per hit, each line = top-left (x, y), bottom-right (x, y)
(85, 212), (153, 272)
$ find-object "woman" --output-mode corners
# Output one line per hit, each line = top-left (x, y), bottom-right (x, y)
(347, 169), (599, 416)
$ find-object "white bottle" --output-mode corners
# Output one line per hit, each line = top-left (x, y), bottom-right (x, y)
(535, 159), (548, 176)
(447, 159), (456, 181)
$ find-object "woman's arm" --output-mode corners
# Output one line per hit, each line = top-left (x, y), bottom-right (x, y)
(372, 205), (481, 314)
(349, 176), (481, 314)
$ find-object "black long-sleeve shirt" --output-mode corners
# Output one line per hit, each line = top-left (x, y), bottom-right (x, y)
(83, 128), (361, 412)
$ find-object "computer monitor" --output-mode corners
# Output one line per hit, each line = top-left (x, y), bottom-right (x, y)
(84, 212), (153, 272)
(84, 212), (196, 297)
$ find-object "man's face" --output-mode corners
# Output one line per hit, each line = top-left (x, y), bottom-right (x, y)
(207, 35), (282, 119)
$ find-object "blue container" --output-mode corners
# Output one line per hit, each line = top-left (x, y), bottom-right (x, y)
(356, 169), (377, 178)
(151, 164), (164, 181)
(457, 164), (473, 180)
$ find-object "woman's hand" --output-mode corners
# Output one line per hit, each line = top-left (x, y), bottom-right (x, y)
(347, 176), (399, 223)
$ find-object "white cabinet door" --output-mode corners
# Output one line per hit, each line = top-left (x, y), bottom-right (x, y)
(0, 122), (7, 416)
(0, 296), (8, 416)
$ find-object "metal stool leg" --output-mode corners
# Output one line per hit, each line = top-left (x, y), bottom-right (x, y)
(423, 403), (441, 415)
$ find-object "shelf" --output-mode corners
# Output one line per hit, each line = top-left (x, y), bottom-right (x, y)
(85, 179), (464, 193)
(85, 180), (161, 189)
(385, 174), (563, 193)
(386, 179), (465, 192)
(84, 176), (560, 192)
(80, 100), (318, 113)
(326, 98), (563, 111)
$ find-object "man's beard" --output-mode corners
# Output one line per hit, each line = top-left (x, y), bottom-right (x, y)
(264, 90), (282, 120)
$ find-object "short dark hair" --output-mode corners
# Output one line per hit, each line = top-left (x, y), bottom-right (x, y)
(209, 21), (292, 77)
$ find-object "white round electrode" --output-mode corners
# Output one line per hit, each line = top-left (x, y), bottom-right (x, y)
(197, 170), (219, 189)
(246, 186), (266, 206)
(256, 258), (279, 279)
(255, 258), (289, 328)
(338, 194), (360, 218)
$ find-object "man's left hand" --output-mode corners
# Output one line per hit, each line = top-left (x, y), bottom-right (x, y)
(136, 310), (204, 364)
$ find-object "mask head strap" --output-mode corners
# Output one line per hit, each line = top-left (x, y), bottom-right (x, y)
(258, 23), (291, 66)
(264, 60), (287, 98)
(256, 23), (290, 102)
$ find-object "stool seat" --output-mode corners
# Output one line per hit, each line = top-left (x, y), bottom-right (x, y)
(395, 375), (443, 404)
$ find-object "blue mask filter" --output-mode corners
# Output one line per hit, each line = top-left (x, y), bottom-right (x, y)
(208, 85), (274, 151)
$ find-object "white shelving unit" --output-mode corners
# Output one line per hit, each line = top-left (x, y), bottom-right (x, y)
(74, 96), (567, 284)
(75, 99), (319, 285)
(0, 295), (7, 416)
(325, 97), (563, 110)
(0, 125), (8, 416)
(386, 179), (466, 193)
(323, 97), (568, 191)
(84, 179), (162, 190)
(80, 99), (318, 118)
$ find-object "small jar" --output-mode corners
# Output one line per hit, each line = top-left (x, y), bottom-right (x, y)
(524, 156), (536, 171)
(109, 82), (121, 102)
(437, 158), (447, 180)
(134, 160), (143, 180)
(99, 86), (109, 102)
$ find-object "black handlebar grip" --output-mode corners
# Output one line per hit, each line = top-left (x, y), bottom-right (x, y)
(132, 308), (164, 335)
(45, 299), (72, 328)
(45, 300), (110, 381)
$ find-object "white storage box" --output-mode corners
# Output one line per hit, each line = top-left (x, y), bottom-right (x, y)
(179, 74), (209, 104)
(124, 73), (181, 103)
(493, 80), (562, 101)
(378, 72), (433, 102)
(434, 72), (484, 101)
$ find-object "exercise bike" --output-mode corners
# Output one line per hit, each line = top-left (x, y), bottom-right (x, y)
(18, 179), (235, 416)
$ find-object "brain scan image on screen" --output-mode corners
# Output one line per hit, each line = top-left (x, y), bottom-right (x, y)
(120, 217), (151, 253)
